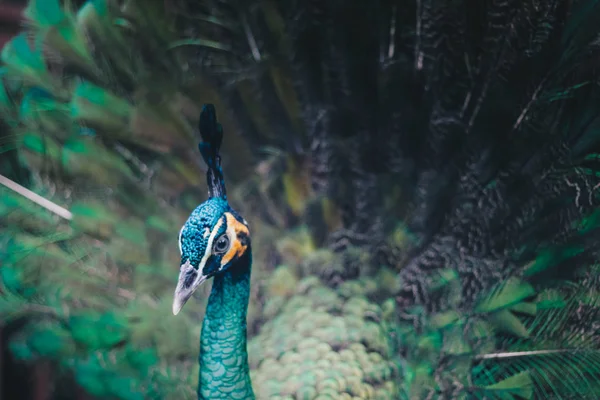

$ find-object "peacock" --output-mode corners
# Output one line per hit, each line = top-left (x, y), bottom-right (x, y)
(1, 0), (600, 399)
(172, 104), (255, 400)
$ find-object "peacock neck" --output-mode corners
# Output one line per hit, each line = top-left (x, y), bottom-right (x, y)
(198, 250), (254, 400)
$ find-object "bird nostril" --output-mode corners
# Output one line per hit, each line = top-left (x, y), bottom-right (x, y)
(183, 270), (197, 288)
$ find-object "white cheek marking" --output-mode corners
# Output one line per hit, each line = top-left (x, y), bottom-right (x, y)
(219, 223), (238, 269)
(178, 225), (185, 255)
(203, 227), (210, 239)
(198, 218), (224, 274)
(227, 224), (237, 245)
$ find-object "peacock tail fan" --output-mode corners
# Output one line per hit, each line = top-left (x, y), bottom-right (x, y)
(1, 0), (600, 399)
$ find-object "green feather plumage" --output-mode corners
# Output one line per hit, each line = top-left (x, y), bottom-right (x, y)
(2, 0), (600, 399)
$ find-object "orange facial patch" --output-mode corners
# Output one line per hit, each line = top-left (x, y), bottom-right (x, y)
(221, 212), (250, 266)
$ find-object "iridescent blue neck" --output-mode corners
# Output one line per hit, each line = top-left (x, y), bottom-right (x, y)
(198, 250), (254, 400)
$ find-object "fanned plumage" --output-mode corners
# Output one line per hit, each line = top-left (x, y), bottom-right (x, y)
(2, 0), (600, 399)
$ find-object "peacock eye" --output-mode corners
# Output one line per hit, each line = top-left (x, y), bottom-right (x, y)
(213, 234), (230, 254)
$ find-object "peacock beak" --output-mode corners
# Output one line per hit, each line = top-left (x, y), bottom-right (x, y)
(172, 259), (208, 315)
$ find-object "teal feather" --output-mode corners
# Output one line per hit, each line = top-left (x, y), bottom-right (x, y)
(24, 0), (65, 28)
(199, 256), (254, 400)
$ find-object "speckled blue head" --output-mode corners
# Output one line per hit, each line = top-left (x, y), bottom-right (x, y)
(172, 197), (250, 315)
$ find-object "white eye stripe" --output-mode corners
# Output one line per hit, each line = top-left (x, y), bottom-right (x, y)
(178, 225), (185, 255)
(198, 218), (224, 273)
(226, 224), (236, 245)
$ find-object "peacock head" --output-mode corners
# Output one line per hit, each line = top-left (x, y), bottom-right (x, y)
(172, 197), (250, 315)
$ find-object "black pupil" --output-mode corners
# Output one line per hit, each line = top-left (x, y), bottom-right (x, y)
(215, 236), (228, 252)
